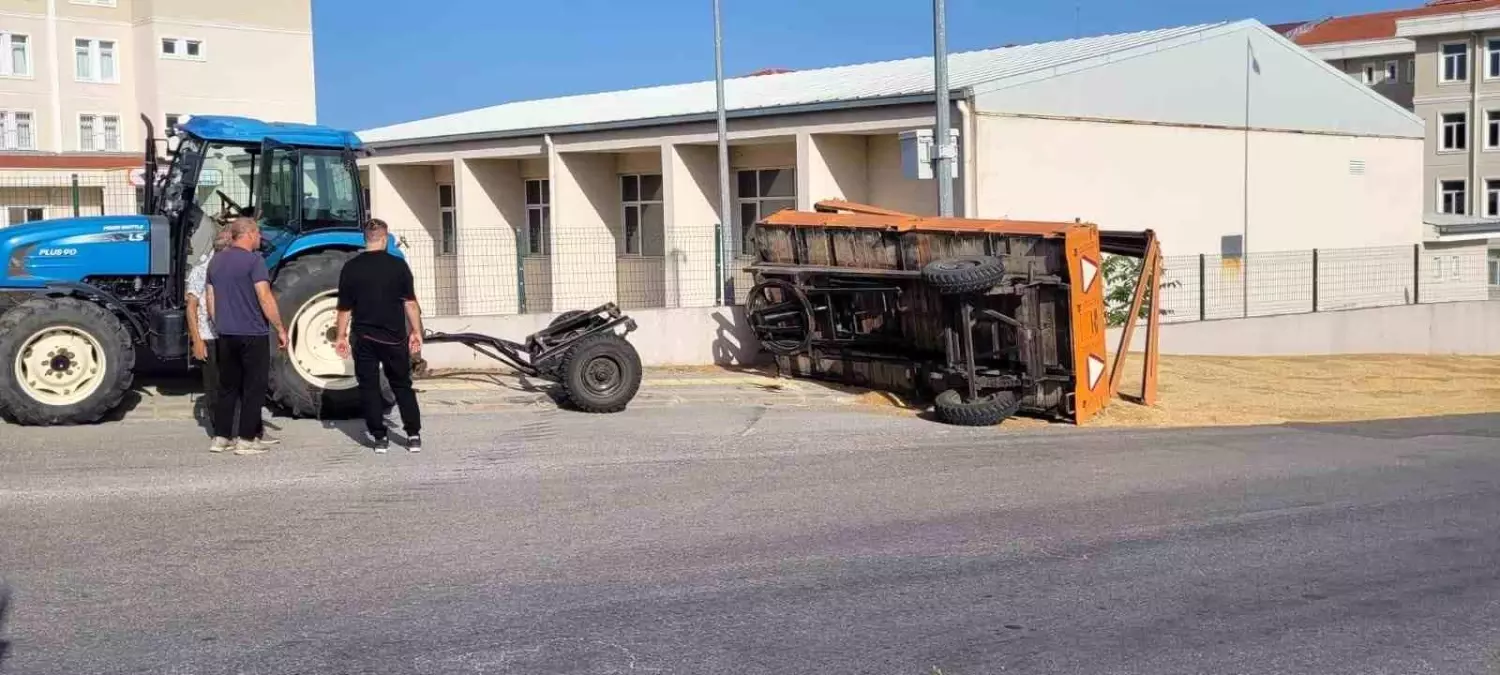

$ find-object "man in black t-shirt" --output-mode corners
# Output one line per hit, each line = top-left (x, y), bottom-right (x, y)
(334, 218), (424, 453)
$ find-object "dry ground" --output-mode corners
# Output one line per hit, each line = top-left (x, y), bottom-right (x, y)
(854, 355), (1500, 429)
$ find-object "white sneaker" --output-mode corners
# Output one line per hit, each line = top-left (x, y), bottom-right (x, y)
(257, 436), (282, 447)
(208, 437), (232, 453)
(232, 439), (268, 456)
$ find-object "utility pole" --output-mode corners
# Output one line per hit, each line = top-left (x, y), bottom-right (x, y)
(933, 0), (955, 217)
(713, 0), (735, 302)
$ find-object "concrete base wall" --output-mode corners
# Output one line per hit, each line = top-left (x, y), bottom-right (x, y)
(1107, 301), (1500, 356)
(421, 306), (763, 371)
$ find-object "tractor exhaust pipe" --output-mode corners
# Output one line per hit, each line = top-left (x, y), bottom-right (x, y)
(140, 114), (158, 214)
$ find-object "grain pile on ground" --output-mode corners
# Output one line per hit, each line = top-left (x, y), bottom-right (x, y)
(847, 354), (1500, 428)
(1096, 354), (1500, 427)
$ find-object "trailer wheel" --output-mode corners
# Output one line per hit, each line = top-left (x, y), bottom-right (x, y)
(922, 256), (1007, 295)
(269, 249), (390, 418)
(933, 389), (1021, 427)
(0, 297), (134, 426)
(557, 333), (642, 414)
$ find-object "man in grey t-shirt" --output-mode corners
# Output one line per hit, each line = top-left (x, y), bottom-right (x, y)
(206, 218), (289, 455)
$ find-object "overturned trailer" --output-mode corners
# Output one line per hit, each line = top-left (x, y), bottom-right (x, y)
(745, 201), (1161, 426)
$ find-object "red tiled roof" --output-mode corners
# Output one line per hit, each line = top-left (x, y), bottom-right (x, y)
(1293, 0), (1500, 46)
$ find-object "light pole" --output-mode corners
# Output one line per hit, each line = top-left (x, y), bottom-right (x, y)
(933, 0), (955, 217)
(714, 0), (734, 303)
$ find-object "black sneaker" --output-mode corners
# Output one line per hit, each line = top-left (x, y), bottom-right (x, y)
(371, 436), (389, 454)
(407, 435), (422, 453)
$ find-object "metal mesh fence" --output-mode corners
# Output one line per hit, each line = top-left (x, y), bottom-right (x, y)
(408, 226), (722, 317)
(0, 170), (141, 225)
(0, 174), (1483, 324)
(1136, 243), (1488, 327)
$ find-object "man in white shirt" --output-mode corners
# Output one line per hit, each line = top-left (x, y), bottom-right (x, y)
(186, 228), (232, 430)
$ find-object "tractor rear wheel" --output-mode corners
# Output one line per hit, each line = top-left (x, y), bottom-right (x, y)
(268, 250), (390, 418)
(556, 333), (642, 413)
(0, 297), (134, 425)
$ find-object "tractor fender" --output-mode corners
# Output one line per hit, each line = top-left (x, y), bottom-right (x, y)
(267, 229), (406, 272)
(38, 282), (147, 342)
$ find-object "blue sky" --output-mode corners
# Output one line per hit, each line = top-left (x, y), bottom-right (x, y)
(313, 0), (1417, 132)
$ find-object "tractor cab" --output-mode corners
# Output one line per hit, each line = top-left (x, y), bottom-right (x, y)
(144, 115), (369, 277)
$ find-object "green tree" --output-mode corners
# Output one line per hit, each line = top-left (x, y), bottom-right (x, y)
(1102, 254), (1178, 328)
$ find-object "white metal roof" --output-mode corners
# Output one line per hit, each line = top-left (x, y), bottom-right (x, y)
(358, 22), (1234, 145)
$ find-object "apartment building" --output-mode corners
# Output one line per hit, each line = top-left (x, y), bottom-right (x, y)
(1289, 0), (1500, 295)
(0, 0), (315, 225)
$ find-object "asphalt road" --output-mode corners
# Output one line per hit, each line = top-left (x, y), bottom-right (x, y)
(1, 406), (1499, 675)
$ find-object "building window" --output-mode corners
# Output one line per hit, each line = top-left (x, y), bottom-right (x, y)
(437, 183), (456, 256)
(0, 111), (33, 150)
(1489, 38), (1500, 79)
(1488, 251), (1500, 287)
(1440, 179), (1467, 215)
(0, 33), (30, 77)
(619, 174), (664, 256)
(74, 38), (117, 83)
(1408, 57), (1416, 83)
(735, 168), (796, 254)
(165, 113), (181, 132)
(5, 206), (43, 226)
(1361, 63), (1377, 84)
(1384, 60), (1399, 83)
(1442, 41), (1469, 83)
(78, 113), (120, 152)
(161, 38), (203, 60)
(1488, 179), (1500, 217)
(524, 178), (549, 256)
(1441, 112), (1468, 151)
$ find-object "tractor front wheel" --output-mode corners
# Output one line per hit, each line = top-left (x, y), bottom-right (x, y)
(0, 297), (135, 425)
(268, 250), (390, 418)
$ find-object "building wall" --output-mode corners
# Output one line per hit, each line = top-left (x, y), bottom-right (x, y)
(1330, 55), (1416, 109)
(973, 115), (1424, 256)
(1107, 298), (1500, 356)
(0, 0), (314, 158)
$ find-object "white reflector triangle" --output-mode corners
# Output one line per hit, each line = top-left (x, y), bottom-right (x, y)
(1087, 354), (1106, 390)
(1080, 257), (1100, 293)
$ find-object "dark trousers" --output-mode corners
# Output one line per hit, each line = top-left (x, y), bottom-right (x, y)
(214, 335), (270, 440)
(354, 334), (420, 440)
(200, 338), (219, 422)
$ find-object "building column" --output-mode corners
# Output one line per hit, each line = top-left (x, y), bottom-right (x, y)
(663, 143), (720, 308)
(455, 158), (522, 315)
(368, 162), (439, 309)
(550, 151), (618, 309)
(802, 132), (871, 207)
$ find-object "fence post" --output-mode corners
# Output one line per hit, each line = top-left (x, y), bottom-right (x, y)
(1197, 253), (1206, 321)
(714, 222), (724, 306)
(1412, 243), (1421, 305)
(515, 244), (527, 314)
(70, 174), (80, 217)
(1311, 248), (1319, 313)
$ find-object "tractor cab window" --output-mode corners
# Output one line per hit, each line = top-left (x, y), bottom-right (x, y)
(255, 146), (361, 232)
(301, 151), (360, 230)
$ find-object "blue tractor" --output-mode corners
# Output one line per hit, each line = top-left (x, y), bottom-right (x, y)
(0, 115), (642, 426)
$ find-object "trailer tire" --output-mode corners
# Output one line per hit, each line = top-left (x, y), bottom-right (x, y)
(0, 297), (134, 426)
(934, 389), (1020, 427)
(922, 256), (1007, 295)
(269, 249), (389, 418)
(557, 333), (641, 414)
